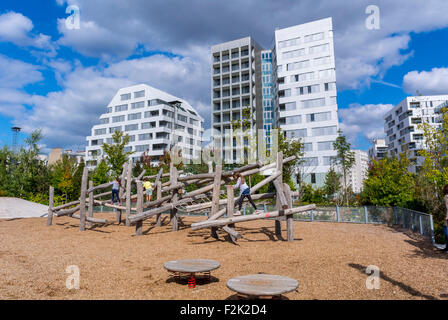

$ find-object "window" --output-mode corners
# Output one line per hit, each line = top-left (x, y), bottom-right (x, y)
(323, 156), (335, 166)
(278, 37), (300, 48)
(305, 32), (324, 43)
(324, 82), (336, 91)
(303, 143), (313, 152)
(109, 126), (122, 134)
(123, 146), (132, 153)
(112, 115), (125, 123)
(134, 90), (145, 98)
(303, 157), (319, 167)
(178, 114), (187, 122)
(125, 124), (138, 132)
(307, 112), (331, 122)
(319, 69), (335, 79)
(318, 141), (334, 151)
(314, 56), (331, 66)
(302, 98), (326, 108)
(286, 129), (307, 139)
(120, 93), (131, 101)
(115, 104), (128, 112)
(312, 126), (337, 136)
(94, 128), (106, 135)
(287, 60), (309, 71)
(107, 107), (112, 113)
(293, 72), (314, 82)
(297, 84), (320, 95)
(311, 173), (316, 184)
(141, 122), (154, 129)
(148, 99), (168, 106)
(285, 102), (297, 111)
(138, 133), (152, 141)
(135, 145), (150, 152)
(328, 96), (337, 105)
(285, 115), (301, 124)
(282, 48), (305, 59)
(99, 118), (109, 124)
(309, 43), (329, 54)
(131, 101), (145, 109)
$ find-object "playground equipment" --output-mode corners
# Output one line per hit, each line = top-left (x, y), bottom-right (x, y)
(46, 151), (316, 243)
(226, 274), (299, 299)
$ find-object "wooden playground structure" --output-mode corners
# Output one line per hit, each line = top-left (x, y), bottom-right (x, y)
(46, 151), (316, 243)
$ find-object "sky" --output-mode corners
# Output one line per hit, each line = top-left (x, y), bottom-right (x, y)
(0, 0), (447, 153)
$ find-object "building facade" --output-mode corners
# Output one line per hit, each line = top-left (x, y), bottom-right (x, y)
(383, 95), (448, 173)
(368, 139), (387, 160)
(211, 37), (263, 164)
(261, 50), (275, 152)
(86, 84), (204, 169)
(348, 149), (369, 194)
(273, 17), (339, 187)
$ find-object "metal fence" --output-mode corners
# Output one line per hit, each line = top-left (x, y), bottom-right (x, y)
(94, 203), (435, 244)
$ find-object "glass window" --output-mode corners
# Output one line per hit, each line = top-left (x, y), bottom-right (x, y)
(120, 93), (131, 101)
(99, 118), (109, 124)
(312, 126), (337, 136)
(307, 112), (331, 122)
(314, 56), (331, 66)
(303, 157), (319, 166)
(138, 133), (152, 141)
(302, 98), (326, 109)
(112, 115), (125, 123)
(131, 101), (145, 109)
(318, 141), (334, 151)
(135, 145), (150, 152)
(134, 90), (145, 98)
(303, 143), (313, 152)
(285, 102), (296, 111)
(94, 128), (106, 135)
(286, 129), (307, 139)
(109, 126), (122, 134)
(115, 104), (128, 112)
(125, 124), (139, 132)
(285, 115), (301, 125)
(309, 43), (329, 54)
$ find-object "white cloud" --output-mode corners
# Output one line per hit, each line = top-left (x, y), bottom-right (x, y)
(403, 68), (448, 95)
(0, 54), (43, 88)
(339, 103), (394, 146)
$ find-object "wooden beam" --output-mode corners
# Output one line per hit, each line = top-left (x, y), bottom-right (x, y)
(119, 162), (127, 199)
(128, 197), (193, 224)
(46, 186), (54, 226)
(79, 167), (88, 231)
(135, 181), (144, 236)
(86, 181), (111, 194)
(156, 180), (163, 227)
(283, 182), (294, 242)
(88, 180), (94, 227)
(125, 159), (132, 226)
(54, 206), (80, 217)
(71, 214), (108, 224)
(191, 204), (316, 230)
(250, 171), (281, 194)
(178, 173), (215, 182)
(52, 199), (80, 211)
(209, 164), (222, 239)
(226, 185), (238, 243)
(274, 152), (283, 238)
(170, 163), (179, 231)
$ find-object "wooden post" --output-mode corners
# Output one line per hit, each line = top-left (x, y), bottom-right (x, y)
(283, 182), (294, 242)
(156, 180), (162, 227)
(226, 185), (238, 243)
(125, 159), (132, 226)
(209, 165), (222, 239)
(119, 162), (127, 199)
(208, 161), (213, 174)
(79, 167), (88, 231)
(135, 181), (144, 236)
(46, 186), (54, 226)
(274, 152), (283, 238)
(88, 180), (94, 227)
(170, 164), (179, 231)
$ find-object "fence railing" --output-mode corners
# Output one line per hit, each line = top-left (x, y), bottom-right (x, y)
(93, 203), (435, 244)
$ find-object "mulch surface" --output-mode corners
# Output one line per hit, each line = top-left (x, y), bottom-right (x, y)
(1, 213), (448, 300)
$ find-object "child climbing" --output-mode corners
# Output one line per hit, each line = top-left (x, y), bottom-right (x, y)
(231, 172), (260, 216)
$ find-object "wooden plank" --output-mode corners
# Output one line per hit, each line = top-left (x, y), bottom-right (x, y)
(152, 168), (163, 194)
(209, 164), (222, 239)
(86, 181), (111, 193)
(178, 173), (215, 182)
(88, 180), (94, 227)
(46, 186), (54, 226)
(93, 190), (112, 199)
(156, 180), (163, 227)
(71, 214), (108, 224)
(191, 204), (316, 230)
(273, 179), (288, 209)
(93, 200), (127, 210)
(142, 170), (183, 180)
(128, 197), (193, 224)
(226, 185), (237, 243)
(208, 207), (227, 221)
(283, 182), (294, 242)
(54, 206), (80, 217)
(125, 159), (132, 226)
(170, 164), (179, 231)
(222, 162), (261, 178)
(250, 171), (281, 194)
(52, 199), (80, 211)
(135, 181), (144, 236)
(274, 152), (283, 238)
(79, 167), (88, 231)
(119, 162), (127, 199)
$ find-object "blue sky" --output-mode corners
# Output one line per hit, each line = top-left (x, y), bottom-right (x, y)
(1, 0), (448, 153)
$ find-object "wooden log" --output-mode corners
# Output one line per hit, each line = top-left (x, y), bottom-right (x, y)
(88, 180), (94, 227)
(156, 180), (163, 227)
(240, 156), (297, 177)
(79, 167), (88, 231)
(182, 179), (227, 198)
(178, 173), (215, 182)
(119, 162), (127, 199)
(72, 214), (108, 224)
(153, 168), (163, 194)
(283, 183), (294, 242)
(93, 200), (127, 211)
(226, 185), (238, 243)
(136, 169), (146, 181)
(144, 194), (172, 209)
(222, 162), (261, 178)
(54, 206), (80, 217)
(161, 182), (184, 193)
(116, 209), (122, 224)
(135, 181), (144, 236)
(52, 199), (80, 211)
(128, 197), (193, 224)
(46, 186), (54, 226)
(86, 181), (111, 194)
(208, 207), (227, 221)
(142, 170), (183, 180)
(170, 164), (179, 231)
(209, 164), (222, 239)
(273, 180), (288, 209)
(274, 152), (283, 238)
(125, 159), (132, 227)
(250, 171), (281, 194)
(208, 161), (213, 174)
(185, 192), (277, 212)
(94, 190), (112, 199)
(191, 204), (316, 230)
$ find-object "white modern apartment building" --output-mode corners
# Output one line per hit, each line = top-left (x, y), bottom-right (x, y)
(273, 17), (339, 187)
(383, 95), (448, 173)
(348, 150), (369, 194)
(368, 139), (387, 160)
(261, 50), (275, 152)
(86, 84), (204, 168)
(211, 37), (263, 163)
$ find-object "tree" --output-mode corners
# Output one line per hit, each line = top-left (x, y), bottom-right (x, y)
(361, 154), (416, 208)
(323, 166), (342, 204)
(333, 130), (355, 206)
(278, 128), (304, 191)
(91, 159), (110, 186)
(102, 131), (134, 176)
